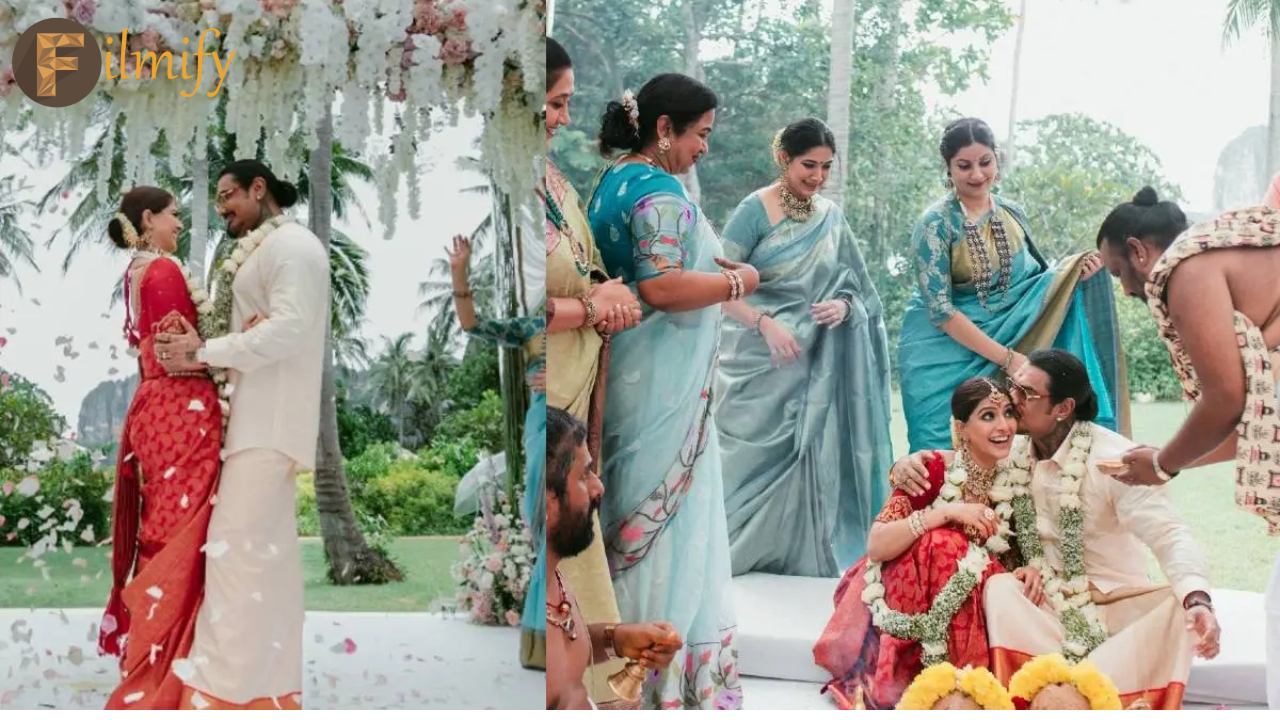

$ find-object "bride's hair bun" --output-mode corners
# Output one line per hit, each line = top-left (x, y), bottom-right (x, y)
(1132, 186), (1159, 207)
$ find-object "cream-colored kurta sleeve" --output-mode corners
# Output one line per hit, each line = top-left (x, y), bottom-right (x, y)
(1106, 468), (1212, 602)
(202, 227), (329, 373)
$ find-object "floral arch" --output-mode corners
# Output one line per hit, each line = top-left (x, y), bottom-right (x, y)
(0, 0), (546, 230)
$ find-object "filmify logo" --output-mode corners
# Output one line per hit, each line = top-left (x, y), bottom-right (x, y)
(11, 17), (102, 107)
(10, 20), (237, 106)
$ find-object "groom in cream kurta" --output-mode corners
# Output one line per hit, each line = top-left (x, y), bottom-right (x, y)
(985, 350), (1218, 709)
(156, 163), (328, 709)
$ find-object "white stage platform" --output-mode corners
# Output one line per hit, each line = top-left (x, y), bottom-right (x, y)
(0, 608), (541, 710)
(732, 573), (1269, 708)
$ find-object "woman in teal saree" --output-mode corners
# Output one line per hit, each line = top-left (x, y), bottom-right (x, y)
(587, 73), (758, 710)
(898, 117), (1128, 453)
(716, 118), (894, 576)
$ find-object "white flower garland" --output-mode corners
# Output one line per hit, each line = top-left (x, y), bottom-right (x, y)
(1010, 424), (1110, 663)
(196, 214), (290, 430)
(862, 443), (1029, 667)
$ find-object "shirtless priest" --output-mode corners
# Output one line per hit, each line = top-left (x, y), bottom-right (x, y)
(545, 406), (683, 710)
(1097, 189), (1280, 709)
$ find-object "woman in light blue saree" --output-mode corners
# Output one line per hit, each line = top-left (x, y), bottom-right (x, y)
(715, 118), (894, 577)
(587, 73), (759, 710)
(898, 117), (1129, 453)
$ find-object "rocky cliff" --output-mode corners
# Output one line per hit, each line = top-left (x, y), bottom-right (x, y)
(76, 374), (138, 450)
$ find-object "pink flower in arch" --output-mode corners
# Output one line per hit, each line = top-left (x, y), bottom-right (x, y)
(698, 649), (712, 665)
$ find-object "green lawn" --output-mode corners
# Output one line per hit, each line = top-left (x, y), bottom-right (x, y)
(0, 537), (462, 611)
(4, 399), (1272, 609)
(888, 395), (1280, 593)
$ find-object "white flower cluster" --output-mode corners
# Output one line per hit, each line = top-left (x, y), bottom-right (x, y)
(452, 481), (535, 627)
(1010, 424), (1110, 663)
(0, 0), (544, 232)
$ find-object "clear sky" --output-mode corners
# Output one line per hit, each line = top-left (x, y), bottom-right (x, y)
(915, 0), (1269, 212)
(0, 113), (491, 420)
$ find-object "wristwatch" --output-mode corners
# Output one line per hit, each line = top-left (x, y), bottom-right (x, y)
(1183, 592), (1213, 613)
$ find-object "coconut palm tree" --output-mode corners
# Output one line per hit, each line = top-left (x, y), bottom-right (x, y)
(1224, 0), (1280, 177)
(0, 174), (39, 291)
(367, 332), (420, 444)
(825, 0), (857, 210)
(308, 103), (402, 584)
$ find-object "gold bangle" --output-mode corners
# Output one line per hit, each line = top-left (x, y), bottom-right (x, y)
(579, 295), (598, 327)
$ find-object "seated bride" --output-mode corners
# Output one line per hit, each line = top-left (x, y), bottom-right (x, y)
(812, 378), (1040, 709)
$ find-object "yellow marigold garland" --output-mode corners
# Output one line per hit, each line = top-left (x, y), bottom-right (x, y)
(1008, 654), (1122, 710)
(896, 663), (1014, 710)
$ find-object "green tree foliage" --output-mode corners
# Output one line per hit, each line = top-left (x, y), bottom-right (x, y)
(1002, 114), (1184, 259)
(0, 371), (66, 470)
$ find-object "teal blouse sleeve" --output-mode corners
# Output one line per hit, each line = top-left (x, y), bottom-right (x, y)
(720, 194), (770, 264)
(912, 209), (958, 326)
(629, 192), (697, 282)
(466, 316), (546, 349)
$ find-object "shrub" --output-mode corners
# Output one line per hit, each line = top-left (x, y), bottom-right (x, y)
(343, 442), (399, 496)
(1113, 284), (1183, 401)
(360, 462), (471, 536)
(296, 472), (319, 536)
(0, 453), (112, 547)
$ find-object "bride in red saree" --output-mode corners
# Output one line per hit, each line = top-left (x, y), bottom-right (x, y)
(98, 187), (224, 709)
(812, 377), (1037, 709)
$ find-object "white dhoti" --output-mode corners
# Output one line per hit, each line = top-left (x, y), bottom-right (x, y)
(181, 448), (304, 709)
(984, 572), (1195, 709)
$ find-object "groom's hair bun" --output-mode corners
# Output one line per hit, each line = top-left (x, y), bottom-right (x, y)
(220, 159), (300, 209)
(108, 185), (176, 250)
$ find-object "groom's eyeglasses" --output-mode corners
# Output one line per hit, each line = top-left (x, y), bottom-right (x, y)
(215, 188), (243, 209)
(1010, 383), (1046, 403)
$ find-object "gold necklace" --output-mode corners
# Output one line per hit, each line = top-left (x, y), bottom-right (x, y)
(778, 182), (814, 222)
(960, 451), (998, 503)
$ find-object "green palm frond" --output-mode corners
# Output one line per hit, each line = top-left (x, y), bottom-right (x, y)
(1224, 0), (1280, 44)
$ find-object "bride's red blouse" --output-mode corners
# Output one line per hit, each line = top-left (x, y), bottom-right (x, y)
(812, 452), (1004, 709)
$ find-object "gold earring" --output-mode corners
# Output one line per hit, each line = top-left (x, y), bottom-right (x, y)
(945, 176), (954, 190)
(658, 137), (671, 153)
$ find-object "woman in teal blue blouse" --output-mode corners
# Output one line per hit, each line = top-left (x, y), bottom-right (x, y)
(898, 117), (1129, 453)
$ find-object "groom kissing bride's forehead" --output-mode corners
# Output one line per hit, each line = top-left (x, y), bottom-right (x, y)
(215, 159), (302, 238)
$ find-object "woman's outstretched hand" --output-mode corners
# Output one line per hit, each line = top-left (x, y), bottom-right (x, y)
(446, 235), (472, 280)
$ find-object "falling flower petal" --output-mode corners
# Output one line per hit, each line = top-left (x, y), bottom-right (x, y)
(180, 494), (189, 509)
(202, 540), (229, 559)
(16, 476), (39, 496)
(164, 467), (176, 480)
(123, 692), (144, 705)
(145, 586), (163, 600)
(171, 659), (196, 682)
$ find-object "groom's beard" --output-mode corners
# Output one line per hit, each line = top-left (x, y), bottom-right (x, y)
(549, 498), (599, 559)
